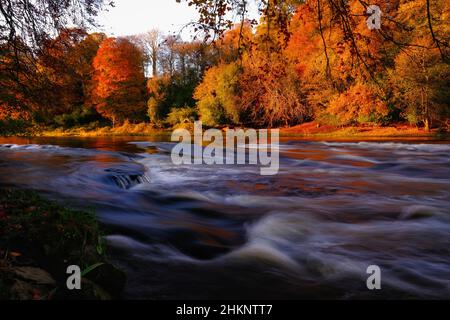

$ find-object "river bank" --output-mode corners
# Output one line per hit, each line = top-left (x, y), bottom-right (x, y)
(280, 122), (448, 138)
(4, 121), (448, 139)
(0, 189), (125, 300)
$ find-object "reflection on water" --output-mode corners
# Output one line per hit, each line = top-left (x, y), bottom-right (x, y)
(0, 136), (449, 299)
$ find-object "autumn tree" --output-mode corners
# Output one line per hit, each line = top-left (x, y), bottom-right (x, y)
(91, 37), (147, 126)
(284, 3), (331, 116)
(390, 41), (450, 130)
(179, 0), (301, 42)
(36, 29), (92, 116)
(181, 0), (450, 128)
(73, 33), (108, 96)
(147, 36), (216, 124)
(0, 40), (38, 120)
(194, 62), (241, 126)
(327, 83), (389, 125)
(188, 2), (310, 127)
(239, 48), (309, 127)
(283, 1), (389, 122)
(384, 0), (450, 130)
(180, 0), (449, 64)
(215, 22), (254, 62)
(147, 75), (172, 124)
(233, 3), (309, 127)
(1, 0), (110, 125)
(391, 0), (449, 62)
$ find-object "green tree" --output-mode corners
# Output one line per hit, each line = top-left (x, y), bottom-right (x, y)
(194, 62), (241, 126)
(390, 41), (450, 130)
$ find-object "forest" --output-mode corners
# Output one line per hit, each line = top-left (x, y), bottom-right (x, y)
(0, 0), (449, 135)
(1, 0), (450, 302)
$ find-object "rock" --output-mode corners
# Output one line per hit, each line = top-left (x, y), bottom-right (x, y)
(13, 267), (56, 285)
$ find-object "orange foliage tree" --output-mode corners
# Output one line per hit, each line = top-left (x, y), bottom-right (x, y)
(37, 29), (102, 117)
(327, 83), (388, 125)
(239, 48), (309, 127)
(215, 22), (254, 63)
(91, 37), (147, 126)
(285, 2), (388, 116)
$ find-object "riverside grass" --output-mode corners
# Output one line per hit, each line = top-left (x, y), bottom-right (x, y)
(38, 121), (441, 138)
(1, 118), (445, 138)
(0, 188), (125, 300)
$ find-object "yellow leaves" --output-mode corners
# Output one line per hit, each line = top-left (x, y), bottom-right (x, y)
(195, 62), (241, 126)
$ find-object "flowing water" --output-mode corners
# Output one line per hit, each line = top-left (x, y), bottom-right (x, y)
(0, 136), (449, 299)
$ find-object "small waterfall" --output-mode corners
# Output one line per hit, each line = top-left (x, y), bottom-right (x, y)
(105, 168), (150, 190)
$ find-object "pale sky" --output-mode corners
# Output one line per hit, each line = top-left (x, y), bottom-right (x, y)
(95, 0), (199, 38)
(95, 0), (260, 39)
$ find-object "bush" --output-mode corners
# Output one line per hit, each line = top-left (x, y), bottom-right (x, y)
(53, 106), (102, 128)
(316, 113), (341, 126)
(403, 105), (421, 126)
(166, 106), (198, 126)
(0, 118), (32, 136)
(147, 73), (199, 125)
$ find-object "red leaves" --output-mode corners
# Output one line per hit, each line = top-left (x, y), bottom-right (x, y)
(91, 37), (147, 123)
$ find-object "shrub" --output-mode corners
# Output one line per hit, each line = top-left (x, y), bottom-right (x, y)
(0, 118), (32, 136)
(316, 113), (341, 127)
(166, 106), (198, 126)
(53, 106), (102, 128)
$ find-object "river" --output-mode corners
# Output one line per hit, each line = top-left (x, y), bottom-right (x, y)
(0, 136), (449, 299)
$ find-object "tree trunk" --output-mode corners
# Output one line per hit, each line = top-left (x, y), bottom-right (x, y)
(424, 95), (431, 132)
(152, 55), (157, 78)
(424, 118), (430, 132)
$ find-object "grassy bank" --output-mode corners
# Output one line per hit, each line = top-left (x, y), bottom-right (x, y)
(3, 120), (448, 139)
(280, 122), (448, 138)
(38, 122), (170, 137)
(0, 189), (125, 300)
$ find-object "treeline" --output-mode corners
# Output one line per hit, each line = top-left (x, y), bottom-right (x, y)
(0, 0), (449, 133)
